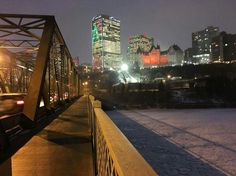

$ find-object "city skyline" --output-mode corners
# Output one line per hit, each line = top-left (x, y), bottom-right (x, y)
(0, 0), (236, 64)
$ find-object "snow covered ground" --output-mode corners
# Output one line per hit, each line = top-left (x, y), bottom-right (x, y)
(107, 108), (236, 176)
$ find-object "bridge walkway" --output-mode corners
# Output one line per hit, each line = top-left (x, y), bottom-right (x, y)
(11, 95), (93, 176)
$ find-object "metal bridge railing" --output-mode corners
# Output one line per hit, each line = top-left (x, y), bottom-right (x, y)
(88, 95), (158, 176)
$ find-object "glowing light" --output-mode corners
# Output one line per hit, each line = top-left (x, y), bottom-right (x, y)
(17, 64), (27, 69)
(40, 100), (45, 107)
(0, 54), (3, 63)
(16, 100), (24, 105)
(83, 81), (88, 86)
(130, 77), (137, 83)
(121, 64), (128, 71)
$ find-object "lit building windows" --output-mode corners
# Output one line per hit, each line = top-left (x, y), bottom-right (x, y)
(92, 14), (121, 71)
(192, 26), (219, 63)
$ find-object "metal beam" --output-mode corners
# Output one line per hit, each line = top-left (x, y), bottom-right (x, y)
(23, 17), (55, 121)
(0, 17), (41, 40)
(0, 14), (51, 19)
(0, 39), (39, 48)
(0, 25), (44, 29)
(21, 18), (44, 27)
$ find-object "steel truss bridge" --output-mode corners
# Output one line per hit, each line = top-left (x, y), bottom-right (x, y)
(0, 14), (79, 119)
(0, 14), (157, 176)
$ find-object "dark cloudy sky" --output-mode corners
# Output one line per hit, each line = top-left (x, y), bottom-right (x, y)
(0, 0), (236, 63)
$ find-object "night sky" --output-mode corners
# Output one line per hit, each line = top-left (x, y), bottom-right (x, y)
(0, 0), (236, 63)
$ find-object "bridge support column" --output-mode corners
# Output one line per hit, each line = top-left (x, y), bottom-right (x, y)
(0, 158), (12, 176)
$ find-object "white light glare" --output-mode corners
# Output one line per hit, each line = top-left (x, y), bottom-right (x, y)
(121, 64), (128, 71)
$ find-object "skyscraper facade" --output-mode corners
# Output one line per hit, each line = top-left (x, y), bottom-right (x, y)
(192, 26), (219, 63)
(92, 14), (121, 71)
(211, 32), (236, 63)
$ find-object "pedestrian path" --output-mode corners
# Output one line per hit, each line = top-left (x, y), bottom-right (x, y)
(12, 96), (93, 176)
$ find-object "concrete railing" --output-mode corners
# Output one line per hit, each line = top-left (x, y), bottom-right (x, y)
(88, 95), (157, 176)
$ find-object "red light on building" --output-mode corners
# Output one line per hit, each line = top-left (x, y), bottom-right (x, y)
(141, 47), (168, 66)
(142, 54), (159, 64)
(160, 55), (168, 64)
(92, 55), (101, 71)
(17, 100), (24, 105)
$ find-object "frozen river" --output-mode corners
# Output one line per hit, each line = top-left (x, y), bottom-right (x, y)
(107, 108), (236, 176)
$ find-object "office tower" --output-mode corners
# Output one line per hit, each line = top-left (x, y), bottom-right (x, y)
(211, 32), (236, 63)
(92, 14), (121, 71)
(192, 26), (219, 63)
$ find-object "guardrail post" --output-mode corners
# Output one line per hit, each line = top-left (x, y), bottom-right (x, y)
(91, 100), (101, 176)
(88, 95), (95, 130)
(92, 100), (101, 108)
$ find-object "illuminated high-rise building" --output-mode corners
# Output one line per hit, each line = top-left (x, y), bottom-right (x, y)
(92, 14), (121, 71)
(211, 32), (236, 63)
(192, 26), (219, 63)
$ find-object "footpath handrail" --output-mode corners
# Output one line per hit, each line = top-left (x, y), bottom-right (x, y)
(88, 95), (158, 176)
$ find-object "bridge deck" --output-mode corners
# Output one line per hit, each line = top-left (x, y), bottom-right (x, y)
(11, 96), (93, 176)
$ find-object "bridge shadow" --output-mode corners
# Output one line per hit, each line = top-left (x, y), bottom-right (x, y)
(38, 129), (90, 145)
(107, 111), (226, 176)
